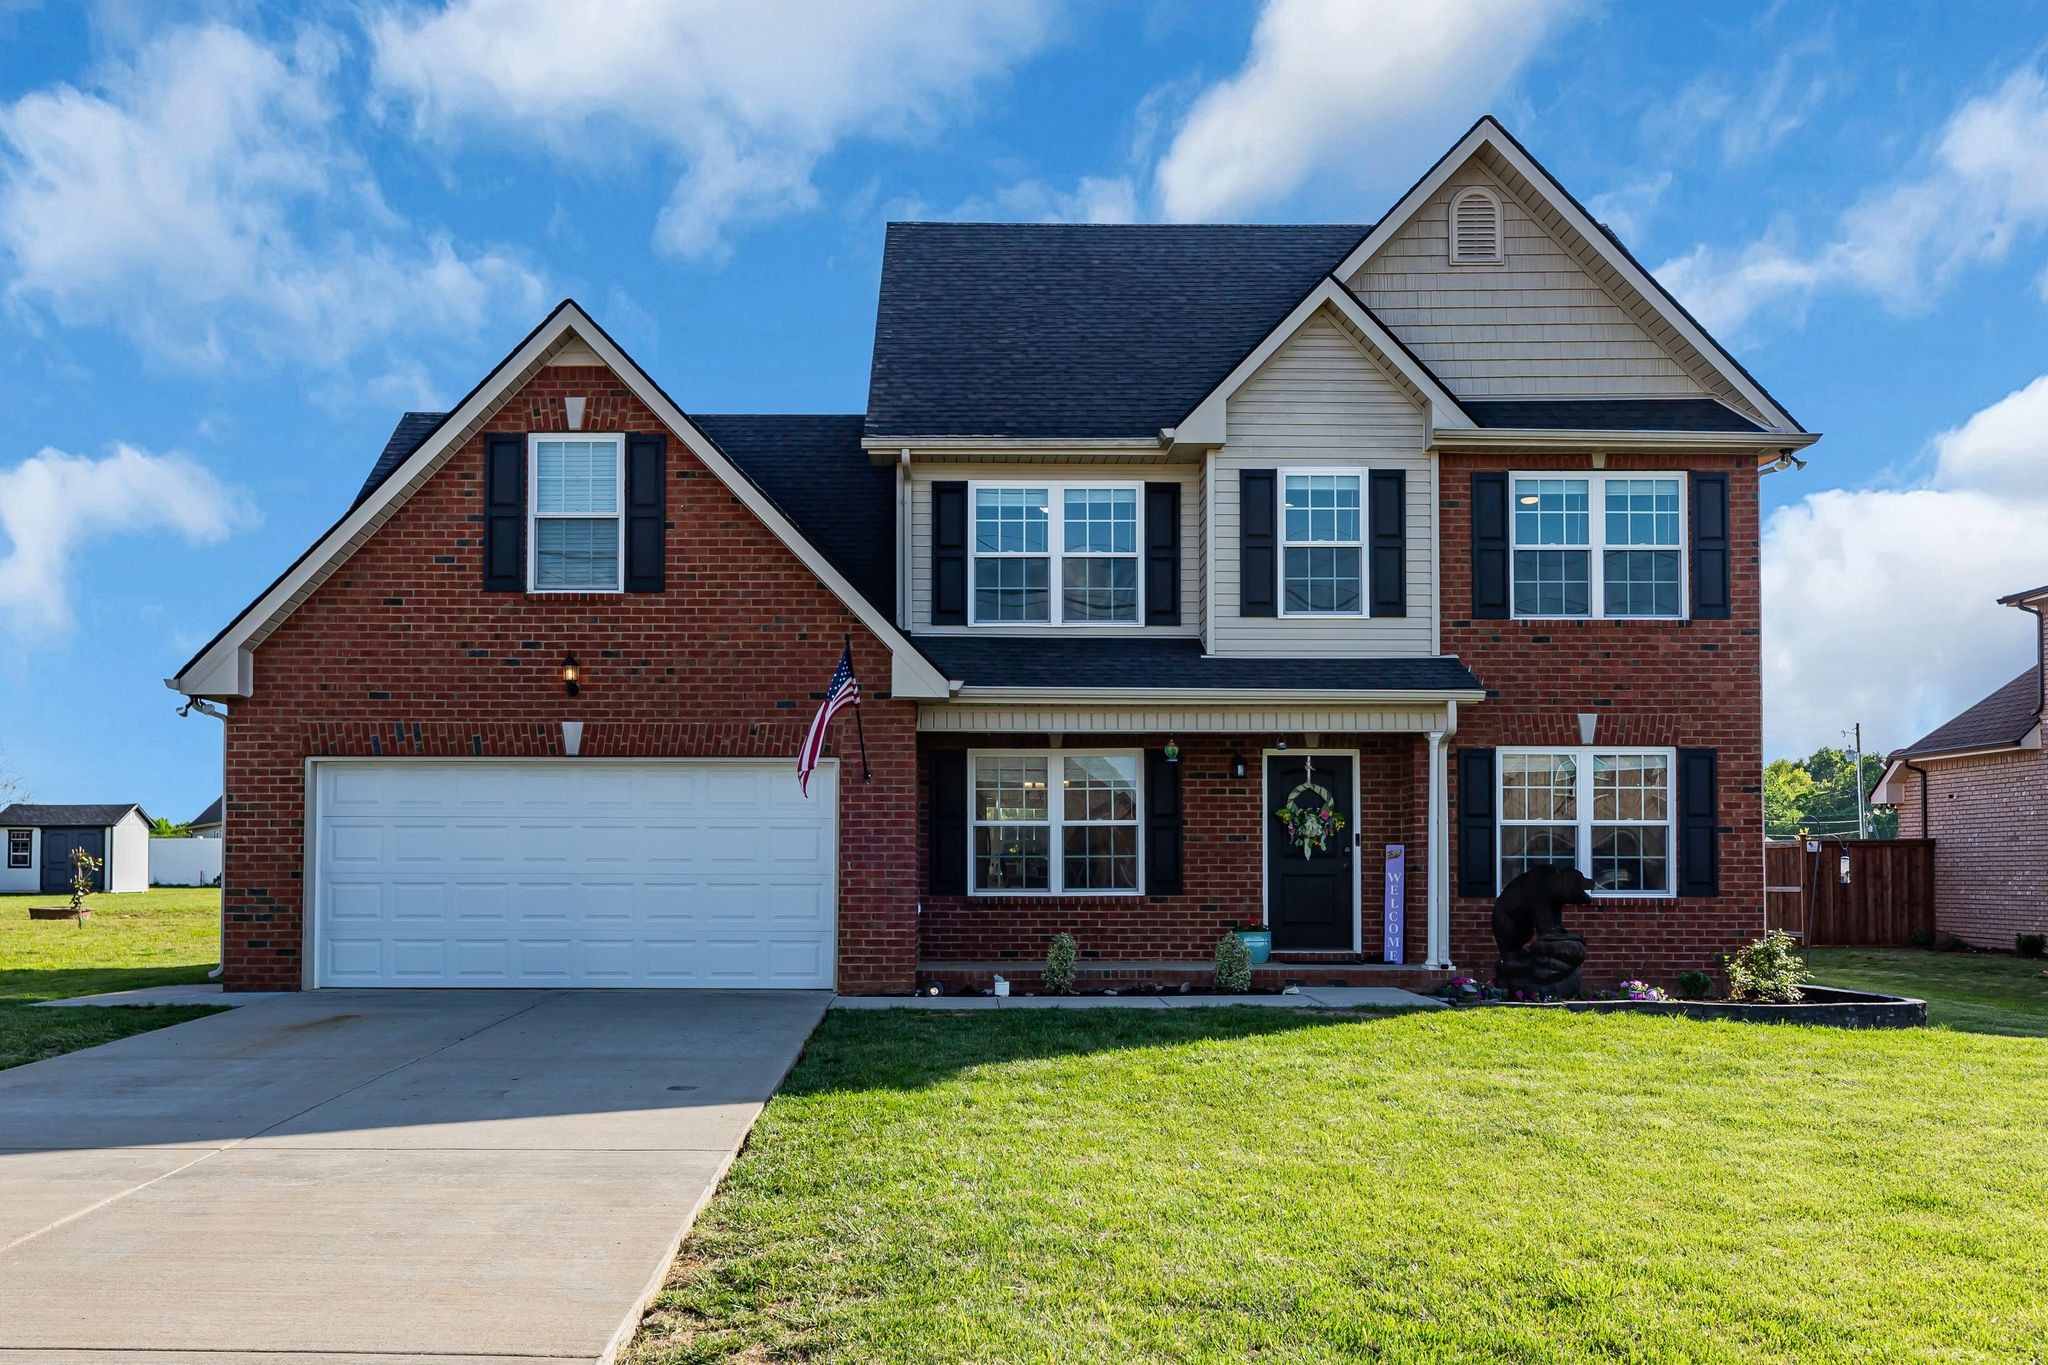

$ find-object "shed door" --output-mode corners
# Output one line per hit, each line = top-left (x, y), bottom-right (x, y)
(39, 828), (106, 896)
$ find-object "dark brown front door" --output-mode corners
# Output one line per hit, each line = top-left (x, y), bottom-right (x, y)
(1266, 754), (1355, 950)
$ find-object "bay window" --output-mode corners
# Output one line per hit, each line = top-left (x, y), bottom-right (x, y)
(970, 751), (1141, 893)
(1511, 473), (1684, 619)
(971, 483), (1140, 624)
(1498, 747), (1674, 896)
(529, 435), (624, 592)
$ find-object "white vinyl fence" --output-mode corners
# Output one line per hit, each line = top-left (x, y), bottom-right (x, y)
(150, 837), (223, 887)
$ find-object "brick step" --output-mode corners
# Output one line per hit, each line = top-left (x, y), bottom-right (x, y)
(917, 959), (1452, 996)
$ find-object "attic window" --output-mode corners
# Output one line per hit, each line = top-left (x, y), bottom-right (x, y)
(1449, 187), (1504, 264)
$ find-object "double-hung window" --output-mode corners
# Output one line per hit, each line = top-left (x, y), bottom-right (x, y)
(529, 435), (624, 592)
(1511, 474), (1684, 619)
(1281, 471), (1364, 615)
(1499, 748), (1674, 896)
(5, 829), (27, 870)
(970, 483), (1140, 624)
(970, 751), (1141, 893)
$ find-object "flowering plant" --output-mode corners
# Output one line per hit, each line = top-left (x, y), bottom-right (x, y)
(1602, 979), (1670, 1002)
(1275, 798), (1347, 858)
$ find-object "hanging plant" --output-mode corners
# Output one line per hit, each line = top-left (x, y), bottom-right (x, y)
(1275, 781), (1346, 859)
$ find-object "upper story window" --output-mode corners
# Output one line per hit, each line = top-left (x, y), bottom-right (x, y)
(971, 482), (1140, 625)
(1282, 472), (1365, 615)
(1512, 473), (1684, 620)
(6, 829), (28, 869)
(1499, 748), (1673, 896)
(1449, 187), (1504, 264)
(970, 751), (1141, 894)
(529, 435), (624, 592)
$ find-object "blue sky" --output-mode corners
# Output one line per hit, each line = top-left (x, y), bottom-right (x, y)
(2, 0), (2046, 822)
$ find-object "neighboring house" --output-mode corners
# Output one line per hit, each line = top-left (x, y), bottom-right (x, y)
(167, 117), (1816, 994)
(0, 804), (152, 895)
(1874, 584), (2048, 948)
(188, 797), (225, 838)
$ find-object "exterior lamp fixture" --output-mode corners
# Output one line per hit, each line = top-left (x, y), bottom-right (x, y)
(1230, 750), (1247, 780)
(1163, 739), (1181, 765)
(562, 653), (581, 698)
(1275, 739), (1288, 751)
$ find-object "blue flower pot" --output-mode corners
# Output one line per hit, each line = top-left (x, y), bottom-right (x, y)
(1233, 928), (1272, 964)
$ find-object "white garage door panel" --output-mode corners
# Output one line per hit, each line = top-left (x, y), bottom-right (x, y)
(313, 761), (835, 988)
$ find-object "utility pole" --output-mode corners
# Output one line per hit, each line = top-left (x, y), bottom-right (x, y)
(1846, 722), (1868, 841)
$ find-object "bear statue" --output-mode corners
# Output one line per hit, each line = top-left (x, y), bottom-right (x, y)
(1492, 864), (1596, 997)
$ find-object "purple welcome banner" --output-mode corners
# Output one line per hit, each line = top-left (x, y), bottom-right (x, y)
(1383, 844), (1405, 963)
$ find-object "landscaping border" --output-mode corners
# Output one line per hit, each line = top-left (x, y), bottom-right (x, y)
(1519, 985), (1926, 1029)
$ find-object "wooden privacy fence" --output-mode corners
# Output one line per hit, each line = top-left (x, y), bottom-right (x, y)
(1764, 838), (1935, 946)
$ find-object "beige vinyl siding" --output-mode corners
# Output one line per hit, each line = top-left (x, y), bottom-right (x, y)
(1210, 310), (1435, 656)
(908, 463), (1201, 635)
(1350, 163), (1713, 401)
(918, 703), (1451, 733)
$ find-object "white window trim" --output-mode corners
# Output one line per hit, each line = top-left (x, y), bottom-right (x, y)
(967, 747), (1146, 897)
(966, 480), (1146, 627)
(1497, 745), (1677, 900)
(1509, 471), (1689, 622)
(1277, 466), (1370, 620)
(5, 829), (28, 870)
(527, 432), (626, 594)
(1448, 186), (1505, 266)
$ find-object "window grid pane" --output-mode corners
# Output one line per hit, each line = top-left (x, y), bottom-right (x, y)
(973, 758), (1049, 822)
(974, 487), (1049, 554)
(971, 754), (1141, 894)
(1604, 550), (1681, 617)
(1513, 549), (1590, 616)
(1500, 751), (1673, 896)
(974, 557), (1050, 623)
(1284, 474), (1361, 544)
(534, 439), (619, 515)
(1283, 546), (1362, 614)
(534, 517), (619, 589)
(1604, 479), (1681, 548)
(1061, 556), (1138, 622)
(1501, 825), (1578, 883)
(1513, 478), (1588, 547)
(1063, 488), (1137, 554)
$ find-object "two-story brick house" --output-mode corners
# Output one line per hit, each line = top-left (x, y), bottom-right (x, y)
(169, 118), (1817, 993)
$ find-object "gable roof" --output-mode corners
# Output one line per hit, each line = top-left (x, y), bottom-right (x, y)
(0, 803), (147, 828)
(189, 796), (224, 828)
(355, 412), (448, 509)
(865, 222), (1369, 439)
(168, 301), (949, 701)
(1335, 116), (1804, 434)
(1893, 669), (2042, 759)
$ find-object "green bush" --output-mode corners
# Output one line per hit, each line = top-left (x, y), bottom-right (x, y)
(1725, 929), (1811, 1003)
(2017, 932), (2046, 960)
(1043, 933), (1078, 995)
(1909, 928), (1935, 948)
(1213, 932), (1253, 993)
(1676, 969), (1715, 1001)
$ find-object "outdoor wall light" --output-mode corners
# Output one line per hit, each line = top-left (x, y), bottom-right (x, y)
(1163, 739), (1181, 764)
(1230, 750), (1247, 780)
(562, 653), (581, 698)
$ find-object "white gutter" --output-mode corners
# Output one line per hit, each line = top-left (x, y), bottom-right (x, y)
(1433, 428), (1821, 453)
(942, 686), (1487, 706)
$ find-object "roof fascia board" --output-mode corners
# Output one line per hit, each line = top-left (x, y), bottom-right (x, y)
(1175, 277), (1475, 448)
(1434, 428), (1822, 453)
(1895, 726), (2043, 764)
(1334, 116), (1802, 434)
(859, 436), (1166, 453)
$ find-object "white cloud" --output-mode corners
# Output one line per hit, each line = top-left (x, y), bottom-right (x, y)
(0, 23), (542, 369)
(0, 444), (257, 638)
(368, 0), (1056, 260)
(950, 175), (1139, 225)
(1660, 66), (2048, 336)
(1763, 373), (2048, 758)
(1152, 0), (1584, 222)
(1585, 171), (1671, 243)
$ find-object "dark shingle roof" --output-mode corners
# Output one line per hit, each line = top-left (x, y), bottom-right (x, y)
(0, 803), (146, 828)
(1463, 398), (1765, 432)
(690, 414), (893, 614)
(354, 411), (448, 508)
(189, 796), (224, 828)
(1894, 669), (2042, 758)
(910, 635), (1483, 693)
(865, 222), (1370, 439)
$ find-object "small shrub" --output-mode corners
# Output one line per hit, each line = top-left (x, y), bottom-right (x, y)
(67, 849), (102, 920)
(1725, 929), (1811, 1003)
(2018, 932), (2047, 960)
(1043, 932), (1078, 995)
(1213, 932), (1252, 993)
(1676, 969), (1715, 1001)
(1909, 928), (1935, 948)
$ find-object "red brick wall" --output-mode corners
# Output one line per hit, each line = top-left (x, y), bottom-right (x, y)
(1440, 452), (1765, 985)
(915, 733), (1430, 965)
(221, 365), (920, 992)
(1896, 749), (2048, 947)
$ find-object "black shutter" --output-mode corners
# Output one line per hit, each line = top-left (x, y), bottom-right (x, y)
(932, 481), (968, 625)
(1456, 747), (1497, 897)
(1145, 750), (1185, 894)
(482, 434), (526, 592)
(1690, 471), (1731, 621)
(624, 433), (667, 593)
(1368, 469), (1407, 617)
(1678, 747), (1719, 897)
(1239, 469), (1277, 617)
(1144, 482), (1181, 626)
(1471, 472), (1509, 620)
(930, 749), (968, 895)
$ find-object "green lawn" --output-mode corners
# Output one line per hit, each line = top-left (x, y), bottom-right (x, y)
(1809, 946), (2048, 1037)
(633, 1004), (2047, 1363)
(0, 886), (223, 1069)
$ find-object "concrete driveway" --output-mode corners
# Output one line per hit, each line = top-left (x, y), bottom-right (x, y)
(0, 989), (828, 1363)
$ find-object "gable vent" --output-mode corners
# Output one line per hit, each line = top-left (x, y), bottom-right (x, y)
(1449, 188), (1503, 264)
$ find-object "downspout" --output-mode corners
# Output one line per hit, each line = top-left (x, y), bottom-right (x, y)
(177, 696), (228, 980)
(1900, 758), (1930, 841)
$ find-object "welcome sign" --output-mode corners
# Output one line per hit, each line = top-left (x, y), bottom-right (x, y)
(1383, 844), (1405, 963)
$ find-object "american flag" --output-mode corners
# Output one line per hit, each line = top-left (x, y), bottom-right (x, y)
(797, 645), (861, 797)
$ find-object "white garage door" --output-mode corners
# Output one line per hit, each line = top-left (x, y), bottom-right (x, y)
(312, 760), (835, 988)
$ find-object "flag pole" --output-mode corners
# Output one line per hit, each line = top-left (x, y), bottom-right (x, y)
(846, 633), (873, 783)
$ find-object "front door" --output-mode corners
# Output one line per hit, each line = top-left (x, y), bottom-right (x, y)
(1265, 754), (1356, 950)
(39, 828), (105, 896)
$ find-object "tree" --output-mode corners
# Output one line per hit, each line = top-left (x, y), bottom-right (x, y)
(0, 743), (22, 806)
(150, 816), (192, 838)
(1764, 745), (1896, 839)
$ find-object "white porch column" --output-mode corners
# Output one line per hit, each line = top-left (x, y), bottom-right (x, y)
(1425, 728), (1452, 969)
